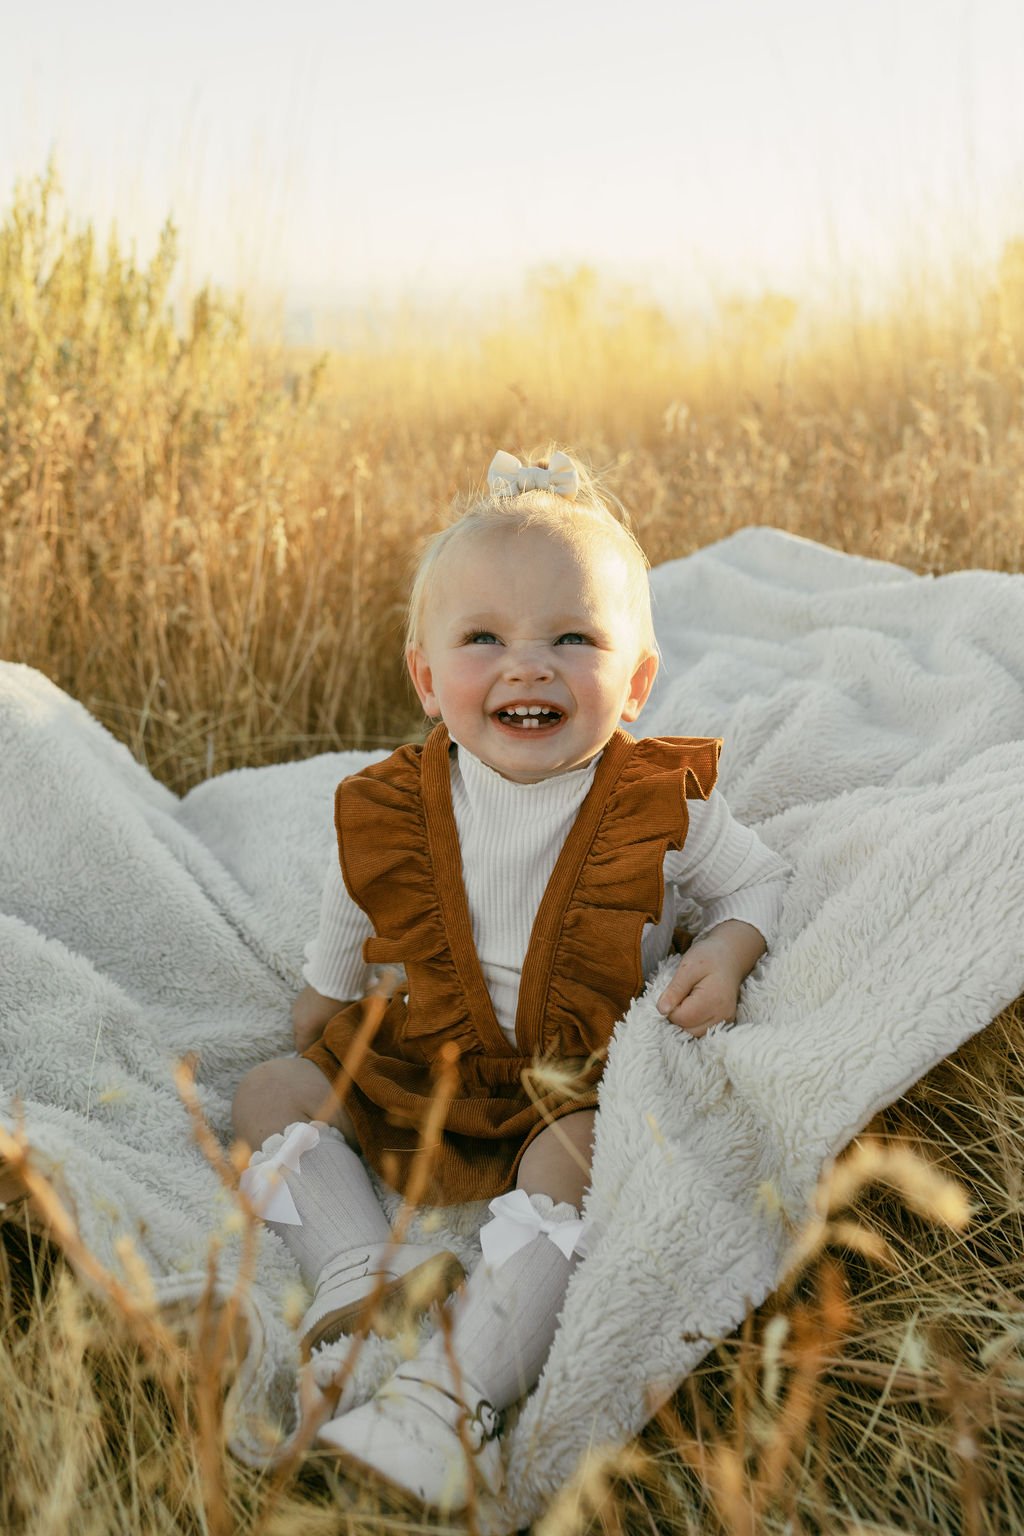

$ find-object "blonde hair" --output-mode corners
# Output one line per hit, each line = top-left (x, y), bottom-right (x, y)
(405, 446), (656, 657)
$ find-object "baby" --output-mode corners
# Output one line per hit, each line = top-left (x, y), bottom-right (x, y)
(232, 447), (789, 1510)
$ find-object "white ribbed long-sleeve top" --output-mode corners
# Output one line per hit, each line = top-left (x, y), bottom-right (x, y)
(303, 744), (789, 1045)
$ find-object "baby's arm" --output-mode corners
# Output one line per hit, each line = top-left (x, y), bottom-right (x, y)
(292, 984), (350, 1052)
(657, 790), (790, 1038)
(296, 852), (374, 1049)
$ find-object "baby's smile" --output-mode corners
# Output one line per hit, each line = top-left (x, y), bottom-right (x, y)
(492, 703), (565, 732)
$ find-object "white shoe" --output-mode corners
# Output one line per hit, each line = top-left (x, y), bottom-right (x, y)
(317, 1365), (504, 1511)
(300, 1242), (464, 1355)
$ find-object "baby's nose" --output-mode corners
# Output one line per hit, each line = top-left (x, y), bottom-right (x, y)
(504, 646), (554, 681)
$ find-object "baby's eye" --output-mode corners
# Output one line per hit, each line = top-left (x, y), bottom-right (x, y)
(465, 630), (499, 645)
(555, 632), (589, 645)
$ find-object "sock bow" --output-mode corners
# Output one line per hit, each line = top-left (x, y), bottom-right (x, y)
(478, 1188), (590, 1268)
(238, 1120), (323, 1224)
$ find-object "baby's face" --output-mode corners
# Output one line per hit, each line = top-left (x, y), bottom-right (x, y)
(407, 525), (658, 783)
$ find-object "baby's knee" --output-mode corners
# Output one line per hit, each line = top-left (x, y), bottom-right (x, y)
(231, 1057), (307, 1144)
(516, 1110), (595, 1209)
(231, 1056), (357, 1152)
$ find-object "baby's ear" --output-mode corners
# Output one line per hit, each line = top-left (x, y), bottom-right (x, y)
(406, 646), (439, 717)
(621, 652), (659, 723)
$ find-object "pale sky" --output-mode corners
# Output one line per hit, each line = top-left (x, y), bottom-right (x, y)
(4, 0), (1024, 314)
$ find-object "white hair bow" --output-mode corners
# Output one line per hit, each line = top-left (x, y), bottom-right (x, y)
(478, 1187), (591, 1268)
(487, 449), (579, 500)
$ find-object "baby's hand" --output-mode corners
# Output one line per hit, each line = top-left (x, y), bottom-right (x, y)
(655, 921), (766, 1039)
(655, 949), (740, 1038)
(292, 985), (347, 1053)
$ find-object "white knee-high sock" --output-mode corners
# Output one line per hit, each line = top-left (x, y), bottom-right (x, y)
(239, 1120), (391, 1287)
(403, 1192), (586, 1412)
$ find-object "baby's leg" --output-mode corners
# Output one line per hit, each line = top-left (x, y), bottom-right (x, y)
(515, 1107), (596, 1207)
(425, 1108), (594, 1401)
(231, 1056), (462, 1353)
(319, 1109), (595, 1505)
(232, 1055), (357, 1153)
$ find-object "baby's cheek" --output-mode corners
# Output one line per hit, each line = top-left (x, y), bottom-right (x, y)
(578, 657), (623, 702)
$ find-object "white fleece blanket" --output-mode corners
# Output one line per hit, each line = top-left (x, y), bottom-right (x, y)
(2, 527), (1023, 1531)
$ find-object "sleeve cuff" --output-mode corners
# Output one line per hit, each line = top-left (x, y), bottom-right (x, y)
(696, 874), (788, 950)
(301, 958), (367, 1000)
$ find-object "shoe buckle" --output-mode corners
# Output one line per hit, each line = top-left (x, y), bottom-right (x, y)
(393, 1374), (504, 1454)
(462, 1397), (503, 1452)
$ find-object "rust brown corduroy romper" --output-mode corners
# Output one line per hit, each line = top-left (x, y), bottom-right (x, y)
(303, 723), (721, 1206)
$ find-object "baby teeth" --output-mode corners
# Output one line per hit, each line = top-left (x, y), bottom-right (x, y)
(496, 705), (560, 728)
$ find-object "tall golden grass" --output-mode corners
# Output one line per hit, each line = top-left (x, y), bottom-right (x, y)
(2, 164), (1024, 1533)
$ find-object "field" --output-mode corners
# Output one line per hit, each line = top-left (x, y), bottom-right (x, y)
(2, 167), (1024, 1533)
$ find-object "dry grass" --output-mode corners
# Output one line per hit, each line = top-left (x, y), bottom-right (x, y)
(2, 163), (1024, 1533)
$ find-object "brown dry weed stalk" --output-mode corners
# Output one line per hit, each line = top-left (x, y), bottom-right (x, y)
(0, 978), (475, 1536)
(2, 165), (1024, 1532)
